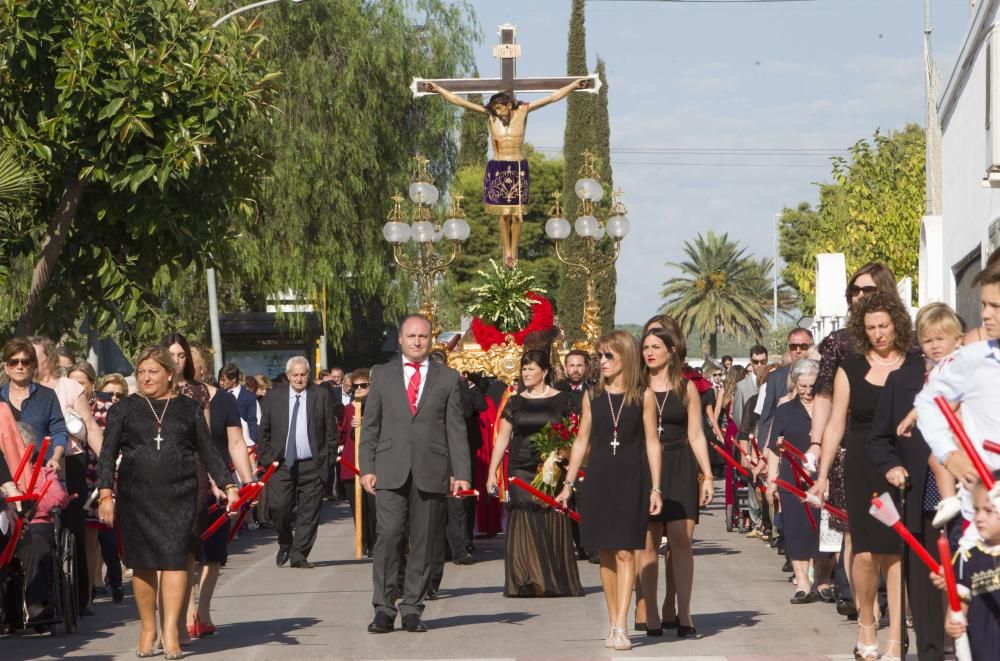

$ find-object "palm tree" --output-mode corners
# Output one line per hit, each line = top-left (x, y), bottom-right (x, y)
(660, 232), (795, 357)
(0, 147), (38, 204)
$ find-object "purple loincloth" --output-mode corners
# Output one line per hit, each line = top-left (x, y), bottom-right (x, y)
(483, 159), (529, 213)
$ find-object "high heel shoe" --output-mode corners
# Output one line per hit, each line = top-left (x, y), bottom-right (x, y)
(878, 639), (901, 661)
(135, 651), (155, 658)
(163, 651), (184, 660)
(677, 624), (697, 638)
(854, 620), (879, 661)
(605, 628), (616, 649)
(612, 627), (632, 651)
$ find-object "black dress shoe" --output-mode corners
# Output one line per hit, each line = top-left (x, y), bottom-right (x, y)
(836, 598), (858, 619)
(402, 614), (428, 632)
(425, 588), (439, 601)
(112, 586), (125, 604)
(291, 559), (315, 569)
(276, 548), (290, 567)
(453, 554), (474, 566)
(367, 612), (395, 634)
(790, 590), (819, 604)
(587, 551), (601, 564)
(677, 624), (697, 638)
(781, 559), (792, 572)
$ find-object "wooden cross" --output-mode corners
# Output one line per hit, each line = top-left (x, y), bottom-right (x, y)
(411, 24), (600, 98)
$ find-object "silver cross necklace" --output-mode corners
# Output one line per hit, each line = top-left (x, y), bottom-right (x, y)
(143, 395), (172, 450)
(654, 385), (672, 437)
(607, 391), (626, 456)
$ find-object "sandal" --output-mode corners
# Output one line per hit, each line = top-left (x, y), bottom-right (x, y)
(878, 639), (901, 661)
(612, 627), (632, 651)
(854, 620), (879, 661)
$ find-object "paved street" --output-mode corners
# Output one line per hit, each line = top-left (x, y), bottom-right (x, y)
(5, 483), (867, 660)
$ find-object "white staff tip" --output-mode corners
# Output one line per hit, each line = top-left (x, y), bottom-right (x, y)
(868, 492), (900, 527)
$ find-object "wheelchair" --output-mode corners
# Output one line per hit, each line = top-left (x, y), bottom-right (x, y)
(0, 507), (79, 636)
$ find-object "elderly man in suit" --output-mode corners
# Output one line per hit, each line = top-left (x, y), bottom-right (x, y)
(359, 314), (471, 634)
(259, 356), (337, 569)
(757, 328), (814, 445)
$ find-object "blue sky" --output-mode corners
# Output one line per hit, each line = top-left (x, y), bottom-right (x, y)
(459, 0), (971, 325)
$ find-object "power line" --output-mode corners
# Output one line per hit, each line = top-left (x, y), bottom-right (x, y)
(534, 146), (848, 156)
(612, 160), (831, 168)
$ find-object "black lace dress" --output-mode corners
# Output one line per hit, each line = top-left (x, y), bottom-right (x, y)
(97, 395), (231, 570)
(502, 391), (583, 597)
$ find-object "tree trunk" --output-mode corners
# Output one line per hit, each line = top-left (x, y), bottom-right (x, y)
(14, 175), (85, 335)
(709, 332), (718, 359)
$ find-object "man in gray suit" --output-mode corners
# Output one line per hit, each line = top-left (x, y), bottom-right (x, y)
(359, 315), (471, 634)
(259, 356), (337, 569)
(756, 328), (814, 445)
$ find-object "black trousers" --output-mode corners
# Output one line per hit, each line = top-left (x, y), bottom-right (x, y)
(16, 522), (54, 609)
(372, 475), (446, 619)
(344, 478), (377, 554)
(907, 512), (945, 660)
(269, 458), (324, 563)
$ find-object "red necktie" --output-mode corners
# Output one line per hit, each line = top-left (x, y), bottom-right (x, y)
(406, 362), (422, 413)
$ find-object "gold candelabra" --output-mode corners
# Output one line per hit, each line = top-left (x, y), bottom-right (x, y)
(545, 151), (631, 351)
(382, 156), (471, 337)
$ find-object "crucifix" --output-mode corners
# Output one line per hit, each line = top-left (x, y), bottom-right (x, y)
(413, 24), (600, 267)
(154, 431), (163, 451)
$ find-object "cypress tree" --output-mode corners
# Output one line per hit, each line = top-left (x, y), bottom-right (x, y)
(557, 0), (596, 344)
(592, 58), (617, 332)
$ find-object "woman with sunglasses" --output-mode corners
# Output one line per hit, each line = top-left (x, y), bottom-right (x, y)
(344, 369), (377, 557)
(557, 330), (662, 651)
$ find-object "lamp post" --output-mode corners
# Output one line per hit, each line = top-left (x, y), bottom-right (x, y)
(545, 152), (630, 351)
(382, 156), (470, 338)
(211, 0), (306, 29)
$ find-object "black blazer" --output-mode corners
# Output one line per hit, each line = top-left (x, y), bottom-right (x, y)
(866, 355), (929, 532)
(258, 383), (337, 482)
(233, 386), (259, 443)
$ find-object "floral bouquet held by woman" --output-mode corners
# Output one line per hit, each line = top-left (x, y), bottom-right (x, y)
(529, 412), (580, 496)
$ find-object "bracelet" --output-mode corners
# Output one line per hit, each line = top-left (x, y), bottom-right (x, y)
(809, 442), (821, 447)
(650, 487), (662, 495)
(223, 484), (238, 492)
(99, 495), (114, 503)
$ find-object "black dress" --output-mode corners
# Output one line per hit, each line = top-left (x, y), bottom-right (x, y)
(579, 391), (648, 551)
(649, 388), (700, 524)
(503, 392), (583, 597)
(771, 398), (822, 561)
(841, 354), (898, 554)
(97, 395), (231, 570)
(200, 391), (242, 564)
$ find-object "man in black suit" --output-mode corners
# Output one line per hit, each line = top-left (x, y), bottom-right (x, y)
(219, 363), (259, 443)
(555, 349), (590, 408)
(867, 357), (945, 661)
(359, 315), (471, 634)
(259, 356), (338, 568)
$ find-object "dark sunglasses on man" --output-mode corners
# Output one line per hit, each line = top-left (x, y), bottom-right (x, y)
(750, 358), (768, 366)
(846, 284), (878, 297)
(788, 343), (812, 352)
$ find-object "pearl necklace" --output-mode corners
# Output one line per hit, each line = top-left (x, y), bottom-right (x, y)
(521, 386), (552, 399)
(867, 350), (902, 367)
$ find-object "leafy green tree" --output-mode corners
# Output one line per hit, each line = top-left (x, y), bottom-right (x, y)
(779, 124), (924, 310)
(224, 0), (479, 354)
(0, 0), (276, 340)
(660, 232), (793, 357)
(457, 90), (487, 169)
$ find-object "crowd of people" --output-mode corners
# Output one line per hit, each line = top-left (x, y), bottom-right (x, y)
(1, 251), (999, 659)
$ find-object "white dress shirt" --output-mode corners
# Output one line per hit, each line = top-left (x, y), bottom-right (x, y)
(287, 387), (312, 460)
(402, 357), (429, 407)
(915, 339), (1000, 469)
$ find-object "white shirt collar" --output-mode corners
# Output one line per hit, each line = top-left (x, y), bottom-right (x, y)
(230, 384), (242, 397)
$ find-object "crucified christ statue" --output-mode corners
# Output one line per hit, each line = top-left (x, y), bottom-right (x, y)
(426, 79), (586, 266)
(414, 24), (598, 267)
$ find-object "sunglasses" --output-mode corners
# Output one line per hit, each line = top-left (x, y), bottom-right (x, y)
(599, 352), (617, 361)
(354, 383), (370, 390)
(847, 284), (878, 297)
(750, 359), (768, 366)
(788, 343), (812, 352)
(5, 358), (34, 367)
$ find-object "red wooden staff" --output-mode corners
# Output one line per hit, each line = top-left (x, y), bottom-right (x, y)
(25, 437), (50, 495)
(934, 396), (995, 489)
(937, 532), (973, 661)
(202, 462), (278, 541)
(508, 476), (580, 522)
(1, 440), (52, 567)
(711, 444), (766, 494)
(11, 442), (33, 482)
(983, 440), (1000, 455)
(869, 493), (940, 573)
(773, 478), (849, 522)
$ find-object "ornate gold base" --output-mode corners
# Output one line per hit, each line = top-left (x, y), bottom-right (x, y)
(445, 331), (573, 383)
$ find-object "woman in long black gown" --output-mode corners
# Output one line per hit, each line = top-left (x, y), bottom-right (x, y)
(486, 350), (582, 597)
(98, 346), (238, 658)
(558, 330), (662, 651)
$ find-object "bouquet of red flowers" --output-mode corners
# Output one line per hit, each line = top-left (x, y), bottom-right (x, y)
(528, 412), (580, 496)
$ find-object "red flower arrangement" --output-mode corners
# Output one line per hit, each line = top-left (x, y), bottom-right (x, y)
(470, 292), (554, 351)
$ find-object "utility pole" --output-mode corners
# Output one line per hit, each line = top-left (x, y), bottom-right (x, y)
(924, 0), (943, 216)
(773, 212), (779, 328)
